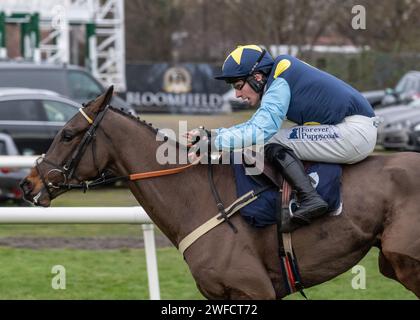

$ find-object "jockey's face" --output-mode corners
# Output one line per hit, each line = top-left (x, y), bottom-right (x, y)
(232, 73), (263, 107)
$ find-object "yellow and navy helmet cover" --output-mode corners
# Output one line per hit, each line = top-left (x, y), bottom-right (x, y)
(215, 45), (274, 80)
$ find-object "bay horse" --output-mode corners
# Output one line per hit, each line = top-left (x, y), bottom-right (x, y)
(21, 87), (420, 299)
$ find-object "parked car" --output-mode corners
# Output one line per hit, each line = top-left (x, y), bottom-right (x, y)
(0, 61), (136, 115)
(403, 119), (420, 152)
(0, 132), (28, 205)
(0, 88), (81, 155)
(362, 89), (386, 108)
(375, 99), (420, 144)
(376, 98), (420, 149)
(381, 71), (420, 107)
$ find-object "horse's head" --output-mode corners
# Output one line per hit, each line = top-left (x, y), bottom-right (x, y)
(20, 86), (115, 207)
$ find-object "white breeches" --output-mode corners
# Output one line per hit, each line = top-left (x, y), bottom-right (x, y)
(267, 115), (379, 164)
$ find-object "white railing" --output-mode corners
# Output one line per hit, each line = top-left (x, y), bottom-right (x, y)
(0, 156), (160, 300)
(0, 155), (39, 168)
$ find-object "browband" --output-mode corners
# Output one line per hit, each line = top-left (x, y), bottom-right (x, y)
(79, 108), (93, 124)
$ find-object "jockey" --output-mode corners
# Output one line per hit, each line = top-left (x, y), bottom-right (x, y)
(187, 44), (377, 226)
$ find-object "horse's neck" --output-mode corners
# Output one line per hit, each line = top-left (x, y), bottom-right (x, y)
(103, 111), (216, 245)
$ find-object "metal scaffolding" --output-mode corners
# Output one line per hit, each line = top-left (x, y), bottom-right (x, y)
(0, 0), (126, 91)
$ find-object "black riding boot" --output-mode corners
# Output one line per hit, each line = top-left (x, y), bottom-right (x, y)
(266, 144), (329, 225)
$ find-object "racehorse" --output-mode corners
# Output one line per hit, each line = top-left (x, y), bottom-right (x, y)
(20, 87), (420, 299)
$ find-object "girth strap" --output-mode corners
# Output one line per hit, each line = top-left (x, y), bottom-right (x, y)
(178, 185), (273, 255)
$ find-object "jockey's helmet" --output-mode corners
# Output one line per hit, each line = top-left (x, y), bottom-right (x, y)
(215, 45), (274, 83)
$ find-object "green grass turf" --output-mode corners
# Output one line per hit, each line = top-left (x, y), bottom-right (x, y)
(0, 246), (415, 300)
(0, 246), (200, 299)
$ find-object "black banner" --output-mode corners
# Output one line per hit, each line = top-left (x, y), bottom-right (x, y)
(125, 63), (231, 114)
(1, 300), (417, 319)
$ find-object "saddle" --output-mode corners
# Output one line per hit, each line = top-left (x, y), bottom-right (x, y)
(225, 148), (343, 232)
(237, 148), (302, 233)
(242, 149), (283, 189)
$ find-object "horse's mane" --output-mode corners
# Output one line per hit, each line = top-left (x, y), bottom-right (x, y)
(108, 106), (180, 147)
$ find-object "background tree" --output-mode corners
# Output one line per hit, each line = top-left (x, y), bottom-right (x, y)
(334, 0), (420, 52)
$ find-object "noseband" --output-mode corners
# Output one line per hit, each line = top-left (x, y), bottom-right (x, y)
(35, 106), (111, 197)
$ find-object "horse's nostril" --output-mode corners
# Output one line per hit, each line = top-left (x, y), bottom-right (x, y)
(20, 179), (33, 193)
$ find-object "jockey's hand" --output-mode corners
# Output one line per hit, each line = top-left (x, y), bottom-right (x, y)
(187, 144), (202, 163)
(184, 127), (208, 147)
(183, 127), (214, 163)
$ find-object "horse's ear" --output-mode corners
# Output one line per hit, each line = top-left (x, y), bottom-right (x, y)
(88, 85), (114, 113)
(102, 85), (114, 106)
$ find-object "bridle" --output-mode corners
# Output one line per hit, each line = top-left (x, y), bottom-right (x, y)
(35, 105), (198, 199)
(35, 105), (112, 197)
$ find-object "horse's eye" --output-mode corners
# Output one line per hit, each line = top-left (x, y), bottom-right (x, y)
(61, 130), (74, 142)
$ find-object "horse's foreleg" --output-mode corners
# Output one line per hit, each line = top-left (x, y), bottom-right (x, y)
(382, 251), (420, 298)
(192, 264), (277, 300)
(380, 196), (420, 298)
(225, 272), (277, 300)
(378, 250), (397, 281)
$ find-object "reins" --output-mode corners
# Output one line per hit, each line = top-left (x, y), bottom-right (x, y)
(129, 162), (197, 180)
(60, 161), (200, 192)
(37, 106), (201, 193)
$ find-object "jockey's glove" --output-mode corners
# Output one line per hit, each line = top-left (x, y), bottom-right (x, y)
(187, 126), (219, 162)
